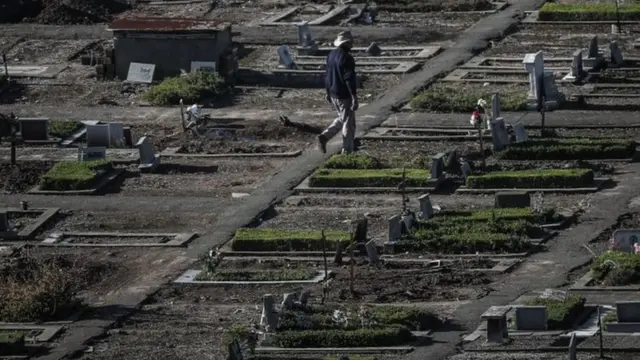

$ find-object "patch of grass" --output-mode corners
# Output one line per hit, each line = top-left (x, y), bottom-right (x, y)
(278, 306), (440, 331)
(309, 168), (431, 187)
(48, 120), (80, 139)
(39, 160), (111, 191)
(409, 85), (528, 112)
(466, 168), (594, 189)
(498, 139), (636, 160)
(324, 153), (382, 169)
(526, 296), (586, 330)
(592, 251), (640, 286)
(602, 311), (617, 324)
(538, 3), (640, 21)
(143, 71), (230, 106)
(195, 268), (317, 281)
(0, 331), (25, 356)
(270, 327), (413, 348)
(231, 228), (350, 251)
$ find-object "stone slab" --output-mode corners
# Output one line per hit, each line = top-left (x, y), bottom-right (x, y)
(523, 10), (640, 24)
(570, 271), (640, 292)
(0, 147), (139, 164)
(0, 208), (59, 240)
(159, 147), (302, 158)
(275, 61), (420, 74)
(38, 232), (198, 247)
(255, 346), (414, 354)
(0, 324), (65, 342)
(605, 322), (640, 333)
(0, 65), (68, 78)
(28, 168), (125, 195)
(455, 178), (611, 195)
(359, 134), (493, 141)
(296, 46), (442, 61)
(293, 175), (445, 194)
(174, 269), (332, 284)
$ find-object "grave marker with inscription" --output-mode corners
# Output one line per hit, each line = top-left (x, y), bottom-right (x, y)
(612, 229), (640, 252)
(78, 147), (107, 161)
(126, 62), (156, 84)
(136, 136), (160, 172)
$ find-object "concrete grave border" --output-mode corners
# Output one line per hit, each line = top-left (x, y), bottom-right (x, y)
(275, 61), (420, 74)
(0, 324), (65, 343)
(28, 168), (125, 196)
(173, 269), (332, 285)
(0, 207), (59, 240)
(296, 46), (442, 61)
(442, 69), (530, 84)
(0, 65), (68, 79)
(455, 177), (611, 194)
(255, 346), (414, 354)
(38, 232), (198, 248)
(522, 10), (640, 24)
(570, 270), (640, 292)
(159, 147), (303, 158)
(0, 147), (140, 164)
(260, 5), (350, 26)
(220, 250), (530, 259)
(293, 174), (447, 194)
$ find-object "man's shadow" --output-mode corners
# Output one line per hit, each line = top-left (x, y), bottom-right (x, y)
(278, 114), (323, 135)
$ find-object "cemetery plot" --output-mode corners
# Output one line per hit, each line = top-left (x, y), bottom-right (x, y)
(40, 231), (197, 247)
(0, 325), (65, 358)
(0, 161), (53, 194)
(28, 160), (125, 195)
(259, 5), (351, 26)
(0, 207), (60, 240)
(2, 39), (96, 65)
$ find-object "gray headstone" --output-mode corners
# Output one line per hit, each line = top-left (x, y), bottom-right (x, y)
(299, 290), (311, 306)
(418, 194), (433, 220)
(491, 93), (500, 121)
(461, 161), (472, 179)
(616, 301), (640, 322)
(277, 45), (296, 69)
(19, 118), (49, 141)
(542, 70), (562, 102)
(446, 148), (459, 171)
(281, 292), (297, 309)
(365, 240), (379, 264)
(297, 21), (313, 47)
(229, 339), (244, 360)
(515, 306), (547, 330)
(108, 123), (125, 147)
(514, 123), (528, 143)
(352, 218), (368, 242)
(261, 294), (278, 332)
(570, 49), (583, 78)
(495, 192), (531, 208)
(610, 41), (624, 66)
(588, 36), (599, 58)
(612, 229), (640, 252)
(388, 215), (402, 242)
(126, 62), (155, 84)
(490, 118), (508, 151)
(123, 126), (133, 147)
(366, 42), (382, 56)
(0, 212), (9, 232)
(78, 146), (107, 162)
(401, 213), (414, 232)
(605, 322), (640, 333)
(86, 124), (110, 147)
(568, 332), (577, 360)
(334, 241), (343, 264)
(136, 136), (159, 170)
(431, 153), (445, 179)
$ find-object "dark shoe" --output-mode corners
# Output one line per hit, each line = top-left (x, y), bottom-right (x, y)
(317, 134), (328, 153)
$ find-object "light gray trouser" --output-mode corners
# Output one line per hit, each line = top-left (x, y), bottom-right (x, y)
(321, 97), (356, 153)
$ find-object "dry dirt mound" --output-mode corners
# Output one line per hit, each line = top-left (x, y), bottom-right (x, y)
(1, 0), (130, 24)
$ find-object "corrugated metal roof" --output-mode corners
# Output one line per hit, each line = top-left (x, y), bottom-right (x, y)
(108, 17), (231, 32)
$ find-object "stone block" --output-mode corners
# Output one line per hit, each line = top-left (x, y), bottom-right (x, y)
(261, 294), (278, 332)
(495, 192), (530, 208)
(431, 153), (445, 179)
(0, 212), (8, 232)
(365, 240), (379, 264)
(18, 118), (49, 141)
(605, 322), (640, 333)
(515, 306), (547, 330)
(388, 215), (402, 242)
(616, 301), (640, 322)
(418, 194), (433, 220)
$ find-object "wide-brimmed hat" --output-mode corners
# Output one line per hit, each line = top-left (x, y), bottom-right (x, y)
(334, 30), (354, 47)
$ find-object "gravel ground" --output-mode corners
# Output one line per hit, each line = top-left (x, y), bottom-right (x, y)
(0, 161), (53, 194)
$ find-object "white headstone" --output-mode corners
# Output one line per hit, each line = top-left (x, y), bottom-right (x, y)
(136, 136), (160, 171)
(418, 194), (433, 220)
(126, 62), (155, 84)
(78, 146), (107, 161)
(491, 93), (500, 121)
(388, 215), (402, 242)
(277, 46), (296, 69)
(609, 41), (624, 67)
(191, 61), (217, 72)
(523, 51), (544, 101)
(514, 123), (529, 143)
(86, 124), (110, 147)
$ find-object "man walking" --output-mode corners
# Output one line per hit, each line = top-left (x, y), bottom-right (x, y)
(317, 30), (358, 154)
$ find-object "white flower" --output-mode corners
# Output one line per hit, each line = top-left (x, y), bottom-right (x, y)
(477, 99), (487, 108)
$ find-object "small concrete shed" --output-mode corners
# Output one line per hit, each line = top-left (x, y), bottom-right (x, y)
(108, 17), (234, 81)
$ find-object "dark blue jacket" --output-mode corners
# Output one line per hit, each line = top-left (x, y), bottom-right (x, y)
(325, 47), (357, 100)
